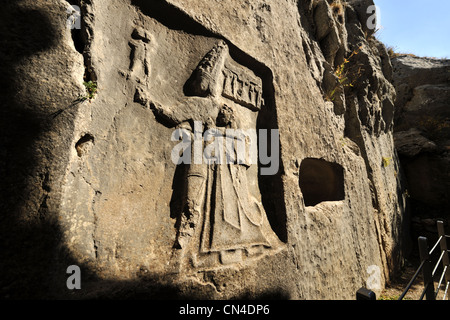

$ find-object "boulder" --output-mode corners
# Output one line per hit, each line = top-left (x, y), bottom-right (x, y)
(394, 128), (438, 157)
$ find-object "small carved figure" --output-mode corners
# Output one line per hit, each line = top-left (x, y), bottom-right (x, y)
(128, 27), (152, 82)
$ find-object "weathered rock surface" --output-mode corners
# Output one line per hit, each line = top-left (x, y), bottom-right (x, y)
(1, 0), (408, 299)
(392, 55), (450, 229)
(394, 128), (438, 158)
(393, 55), (450, 133)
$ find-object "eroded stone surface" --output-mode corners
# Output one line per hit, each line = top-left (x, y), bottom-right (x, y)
(392, 55), (450, 227)
(0, 0), (408, 300)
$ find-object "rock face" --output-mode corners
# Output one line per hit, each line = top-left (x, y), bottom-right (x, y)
(1, 0), (408, 299)
(392, 55), (450, 230)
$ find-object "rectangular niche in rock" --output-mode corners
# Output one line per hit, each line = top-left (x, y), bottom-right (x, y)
(299, 158), (345, 207)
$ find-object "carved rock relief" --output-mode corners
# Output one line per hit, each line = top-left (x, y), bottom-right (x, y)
(125, 20), (284, 272)
(128, 26), (153, 83)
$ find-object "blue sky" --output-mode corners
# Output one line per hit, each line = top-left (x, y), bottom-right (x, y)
(374, 0), (450, 58)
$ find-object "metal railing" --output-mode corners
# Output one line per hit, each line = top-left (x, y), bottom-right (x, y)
(356, 220), (449, 300)
(398, 220), (450, 300)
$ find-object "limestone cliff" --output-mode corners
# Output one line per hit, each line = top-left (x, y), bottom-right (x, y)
(392, 55), (450, 239)
(0, 0), (408, 299)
